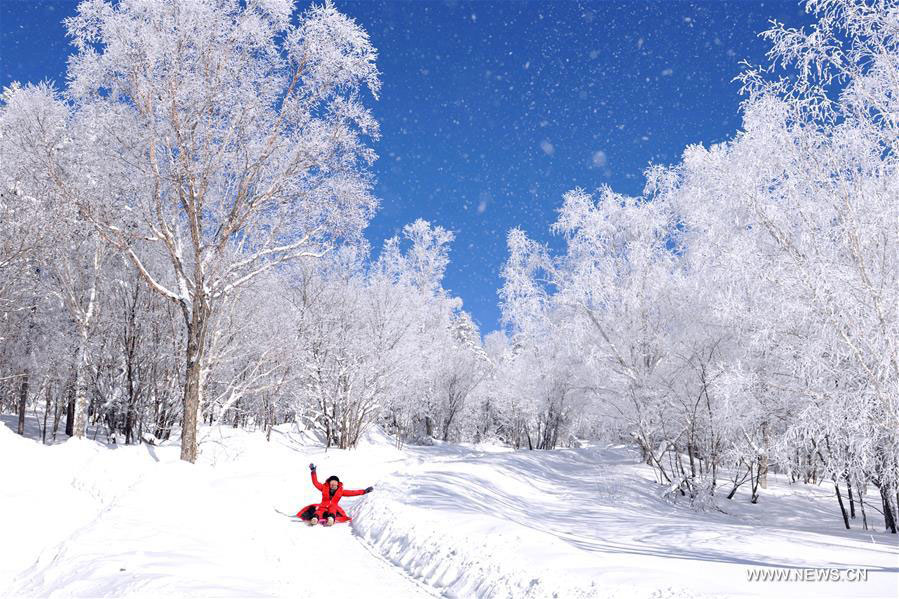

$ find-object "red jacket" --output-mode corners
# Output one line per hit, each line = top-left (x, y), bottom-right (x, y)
(297, 471), (367, 522)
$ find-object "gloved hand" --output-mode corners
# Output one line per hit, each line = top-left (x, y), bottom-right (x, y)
(365, 486), (374, 493)
(309, 463), (316, 471)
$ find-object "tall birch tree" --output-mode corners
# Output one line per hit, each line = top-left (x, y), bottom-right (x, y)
(62, 0), (381, 461)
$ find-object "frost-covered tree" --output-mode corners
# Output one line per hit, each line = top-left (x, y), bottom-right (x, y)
(59, 0), (381, 461)
(0, 82), (112, 440)
(428, 311), (488, 442)
(735, 0), (898, 530)
(501, 190), (683, 456)
(289, 250), (388, 449)
(494, 0), (897, 529)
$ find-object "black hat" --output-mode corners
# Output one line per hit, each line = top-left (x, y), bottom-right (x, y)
(325, 475), (340, 483)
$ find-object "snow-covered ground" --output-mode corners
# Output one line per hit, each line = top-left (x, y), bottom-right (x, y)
(1, 416), (897, 599)
(353, 442), (899, 598)
(0, 417), (432, 599)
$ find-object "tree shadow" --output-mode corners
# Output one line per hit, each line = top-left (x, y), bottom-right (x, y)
(389, 444), (899, 574)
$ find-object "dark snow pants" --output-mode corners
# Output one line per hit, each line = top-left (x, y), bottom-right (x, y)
(299, 506), (336, 521)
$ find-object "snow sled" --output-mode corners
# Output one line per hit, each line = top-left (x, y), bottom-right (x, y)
(296, 503), (352, 523)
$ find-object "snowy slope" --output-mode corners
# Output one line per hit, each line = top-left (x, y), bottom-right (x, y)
(0, 422), (432, 599)
(352, 442), (899, 599)
(1, 418), (897, 599)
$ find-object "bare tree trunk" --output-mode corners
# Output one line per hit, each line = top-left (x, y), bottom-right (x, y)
(16, 370), (29, 436)
(41, 384), (51, 444)
(71, 323), (91, 439)
(52, 389), (62, 442)
(137, 402), (144, 444)
(860, 489), (869, 531)
(154, 394), (167, 439)
(64, 382), (75, 438)
(68, 241), (103, 439)
(180, 300), (208, 463)
(265, 398), (273, 442)
(687, 441), (696, 480)
(834, 481), (850, 530)
(16, 308), (35, 436)
(881, 485), (898, 534)
(759, 421), (769, 489)
(749, 460), (761, 504)
(711, 457), (717, 492)
(124, 339), (137, 444)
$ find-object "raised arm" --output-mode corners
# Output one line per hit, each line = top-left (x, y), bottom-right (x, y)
(309, 463), (322, 490)
(342, 485), (374, 497)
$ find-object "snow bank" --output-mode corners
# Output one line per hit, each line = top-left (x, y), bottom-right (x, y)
(352, 442), (899, 599)
(350, 445), (682, 598)
(353, 489), (604, 598)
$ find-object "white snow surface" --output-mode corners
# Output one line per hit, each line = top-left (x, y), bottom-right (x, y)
(0, 421), (431, 599)
(1, 418), (897, 599)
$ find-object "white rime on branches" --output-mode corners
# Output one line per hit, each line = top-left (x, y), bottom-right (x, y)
(9, 0), (383, 462)
(0, 0), (895, 537)
(495, 0), (898, 530)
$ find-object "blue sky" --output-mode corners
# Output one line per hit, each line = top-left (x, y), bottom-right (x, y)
(0, 0), (813, 333)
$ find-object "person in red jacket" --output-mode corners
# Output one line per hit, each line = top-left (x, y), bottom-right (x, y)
(297, 463), (373, 526)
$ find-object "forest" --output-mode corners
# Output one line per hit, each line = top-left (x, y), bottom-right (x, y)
(1, 0), (896, 539)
